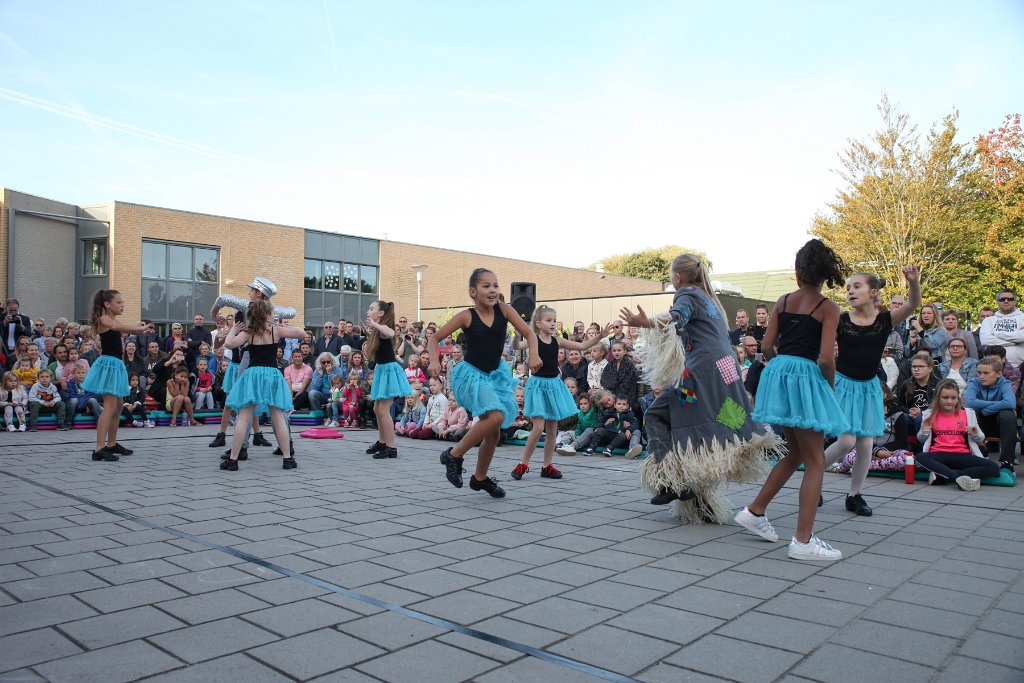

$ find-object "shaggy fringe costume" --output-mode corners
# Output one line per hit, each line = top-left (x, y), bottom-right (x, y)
(636, 291), (785, 524)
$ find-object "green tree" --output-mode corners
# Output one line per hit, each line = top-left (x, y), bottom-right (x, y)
(811, 96), (987, 312)
(591, 245), (710, 284)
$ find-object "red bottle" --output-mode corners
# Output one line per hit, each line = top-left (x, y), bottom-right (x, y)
(904, 454), (916, 484)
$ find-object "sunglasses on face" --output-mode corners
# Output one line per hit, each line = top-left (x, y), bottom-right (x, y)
(998, 297), (1015, 302)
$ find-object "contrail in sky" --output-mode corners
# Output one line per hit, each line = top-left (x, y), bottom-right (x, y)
(0, 85), (255, 163)
(322, 0), (339, 76)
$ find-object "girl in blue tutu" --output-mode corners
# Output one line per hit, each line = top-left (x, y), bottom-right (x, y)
(363, 300), (411, 460)
(428, 268), (539, 498)
(736, 240), (849, 561)
(510, 306), (610, 481)
(822, 265), (921, 517)
(220, 300), (305, 471)
(83, 290), (155, 462)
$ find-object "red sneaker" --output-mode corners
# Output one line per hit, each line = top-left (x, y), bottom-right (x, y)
(540, 465), (562, 479)
(511, 463), (529, 480)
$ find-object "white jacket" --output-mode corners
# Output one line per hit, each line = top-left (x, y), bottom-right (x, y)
(424, 392), (449, 428)
(979, 307), (1024, 367)
(917, 407), (986, 458)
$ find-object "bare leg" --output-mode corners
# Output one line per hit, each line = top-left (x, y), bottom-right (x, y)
(541, 421), (558, 467)
(184, 398), (196, 424)
(94, 394), (115, 450)
(520, 419), (545, 465)
(269, 408), (290, 457)
(474, 427), (502, 481)
(792, 427), (825, 542)
(105, 396), (124, 448)
(451, 411), (503, 459)
(748, 426), (804, 515)
(228, 406), (254, 460)
(218, 405), (232, 434)
(374, 399), (396, 447)
(170, 395), (184, 426)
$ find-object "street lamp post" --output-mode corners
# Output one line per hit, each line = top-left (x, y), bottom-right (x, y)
(411, 264), (428, 321)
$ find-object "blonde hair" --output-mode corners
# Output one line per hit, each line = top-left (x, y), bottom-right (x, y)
(671, 254), (726, 320)
(930, 379), (964, 416)
(531, 305), (556, 335)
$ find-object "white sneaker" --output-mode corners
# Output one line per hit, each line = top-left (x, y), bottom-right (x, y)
(556, 444), (576, 456)
(928, 471), (937, 485)
(956, 476), (981, 492)
(6, 424), (14, 432)
(329, 420), (339, 428)
(145, 420), (155, 428)
(323, 418), (331, 426)
(734, 507), (779, 542)
(624, 444), (643, 459)
(788, 535), (842, 561)
(132, 420), (143, 428)
(17, 423), (25, 432)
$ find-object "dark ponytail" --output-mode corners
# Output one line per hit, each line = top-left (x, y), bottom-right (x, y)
(794, 240), (847, 289)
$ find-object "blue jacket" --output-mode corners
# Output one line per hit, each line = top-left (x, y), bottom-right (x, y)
(936, 358), (977, 385)
(310, 367), (344, 395)
(65, 378), (97, 403)
(964, 376), (1016, 415)
(599, 408), (638, 434)
(398, 405), (425, 430)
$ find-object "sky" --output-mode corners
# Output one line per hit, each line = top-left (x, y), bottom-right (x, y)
(1, 1), (1022, 274)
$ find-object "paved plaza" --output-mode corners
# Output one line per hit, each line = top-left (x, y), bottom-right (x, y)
(0, 426), (1022, 682)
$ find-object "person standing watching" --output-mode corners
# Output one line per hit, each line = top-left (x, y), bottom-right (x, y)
(980, 289), (1024, 370)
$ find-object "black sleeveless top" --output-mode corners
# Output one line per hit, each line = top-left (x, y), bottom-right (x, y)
(99, 329), (122, 357)
(247, 342), (277, 368)
(374, 335), (396, 365)
(777, 295), (827, 361)
(835, 311), (893, 380)
(463, 305), (507, 373)
(534, 336), (560, 378)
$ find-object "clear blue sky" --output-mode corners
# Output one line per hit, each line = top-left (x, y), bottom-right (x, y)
(2, 1), (1021, 273)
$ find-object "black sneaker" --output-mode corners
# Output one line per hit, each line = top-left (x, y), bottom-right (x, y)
(209, 432), (226, 447)
(91, 448), (119, 462)
(440, 448), (465, 488)
(650, 489), (678, 505)
(282, 457), (297, 469)
(818, 494), (823, 508)
(469, 475), (506, 498)
(253, 432), (272, 447)
(373, 446), (397, 460)
(272, 441), (295, 456)
(108, 443), (133, 456)
(220, 458), (238, 471)
(366, 440), (385, 455)
(221, 448), (248, 461)
(845, 494), (872, 517)
(1001, 461), (1016, 473)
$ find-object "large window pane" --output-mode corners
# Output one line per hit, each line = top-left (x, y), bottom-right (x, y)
(168, 282), (193, 321)
(195, 248), (218, 283)
(323, 261), (340, 290)
(322, 293), (341, 325)
(194, 283), (219, 319)
(343, 295), (360, 326)
(360, 239), (378, 265)
(343, 263), (359, 292)
(142, 242), (166, 279)
(141, 279), (167, 320)
(304, 291), (324, 327)
(169, 245), (192, 280)
(83, 239), (107, 276)
(304, 259), (322, 289)
(360, 265), (378, 294)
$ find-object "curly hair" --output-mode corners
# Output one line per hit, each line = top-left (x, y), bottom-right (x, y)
(245, 299), (273, 337)
(794, 239), (847, 289)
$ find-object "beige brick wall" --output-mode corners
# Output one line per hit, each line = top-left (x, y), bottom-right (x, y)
(0, 190), (8, 301)
(380, 241), (665, 324)
(110, 203), (306, 326)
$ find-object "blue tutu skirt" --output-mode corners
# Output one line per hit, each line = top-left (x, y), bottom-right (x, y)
(82, 355), (129, 397)
(524, 375), (576, 421)
(752, 355), (849, 435)
(833, 373), (885, 437)
(371, 361), (412, 400)
(451, 360), (518, 429)
(222, 362), (240, 393)
(226, 366), (293, 412)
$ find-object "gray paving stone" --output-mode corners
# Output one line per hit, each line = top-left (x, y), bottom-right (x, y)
(638, 663), (732, 682)
(0, 667), (48, 682)
(718, 610), (837, 654)
(59, 605), (187, 649)
(148, 616), (279, 663)
(236, 576), (331, 605)
(250, 627), (385, 680)
(696, 570), (793, 600)
(521, 559), (617, 585)
(305, 669), (382, 683)
(561, 580), (665, 611)
(356, 639), (498, 683)
(831, 619), (959, 665)
(446, 556), (537, 581)
(649, 552), (738, 576)
(861, 598), (980, 639)
(241, 597), (361, 637)
(504, 597), (619, 635)
(667, 634), (802, 683)
(2, 569), (110, 601)
(977, 608), (1024, 636)
(336, 610), (448, 650)
(936, 656), (1024, 683)
(473, 654), (601, 682)
(156, 587), (274, 624)
(789, 576), (891, 606)
(160, 565), (262, 595)
(549, 624), (679, 676)
(492, 543), (576, 566)
(792, 643), (935, 682)
(472, 573), (568, 604)
(957, 630), (1024, 670)
(76, 577), (188, 613)
(412, 590), (520, 625)
(755, 591), (863, 628)
(163, 549), (247, 571)
(0, 564), (33, 582)
(0, 595), (99, 636)
(608, 603), (723, 645)
(33, 639), (183, 683)
(0, 627), (83, 672)
(655, 584), (763, 620)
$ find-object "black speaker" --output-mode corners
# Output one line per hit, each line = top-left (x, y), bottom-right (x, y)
(509, 282), (536, 323)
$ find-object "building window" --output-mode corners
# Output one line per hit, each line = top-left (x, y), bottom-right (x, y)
(360, 265), (378, 294)
(304, 259), (321, 289)
(83, 239), (107, 276)
(140, 240), (220, 323)
(343, 263), (359, 292)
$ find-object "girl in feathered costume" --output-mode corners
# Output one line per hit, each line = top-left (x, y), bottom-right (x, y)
(620, 254), (784, 523)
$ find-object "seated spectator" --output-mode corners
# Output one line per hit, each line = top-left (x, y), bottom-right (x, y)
(65, 364), (103, 428)
(194, 341), (217, 375)
(143, 341), (165, 380)
(964, 358), (1018, 472)
(640, 384), (662, 445)
(878, 340), (901, 391)
(917, 379), (1000, 489)
(284, 350), (314, 410)
(339, 370), (363, 427)
(410, 376), (448, 439)
(14, 357), (38, 391)
(62, 346), (89, 389)
(937, 310), (978, 361)
(80, 336), (99, 365)
(275, 346), (287, 371)
(500, 385), (532, 442)
(981, 345), (1021, 396)
(395, 393), (425, 436)
(914, 304), (945, 359)
(586, 343), (608, 393)
(309, 353), (343, 415)
(974, 306), (995, 352)
(358, 370), (376, 429)
(47, 344), (69, 394)
(979, 288), (1024, 371)
(896, 352), (939, 435)
(404, 355), (426, 386)
(601, 341), (639, 409)
(323, 372), (345, 427)
(584, 394), (643, 458)
(122, 340), (148, 392)
(27, 369), (65, 431)
(935, 339), (976, 392)
(148, 348), (186, 410)
(561, 349), (589, 393)
(122, 373), (154, 427)
(192, 358), (215, 410)
(0, 371), (28, 431)
(166, 365), (197, 427)
(298, 341), (315, 368)
(347, 351), (369, 382)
